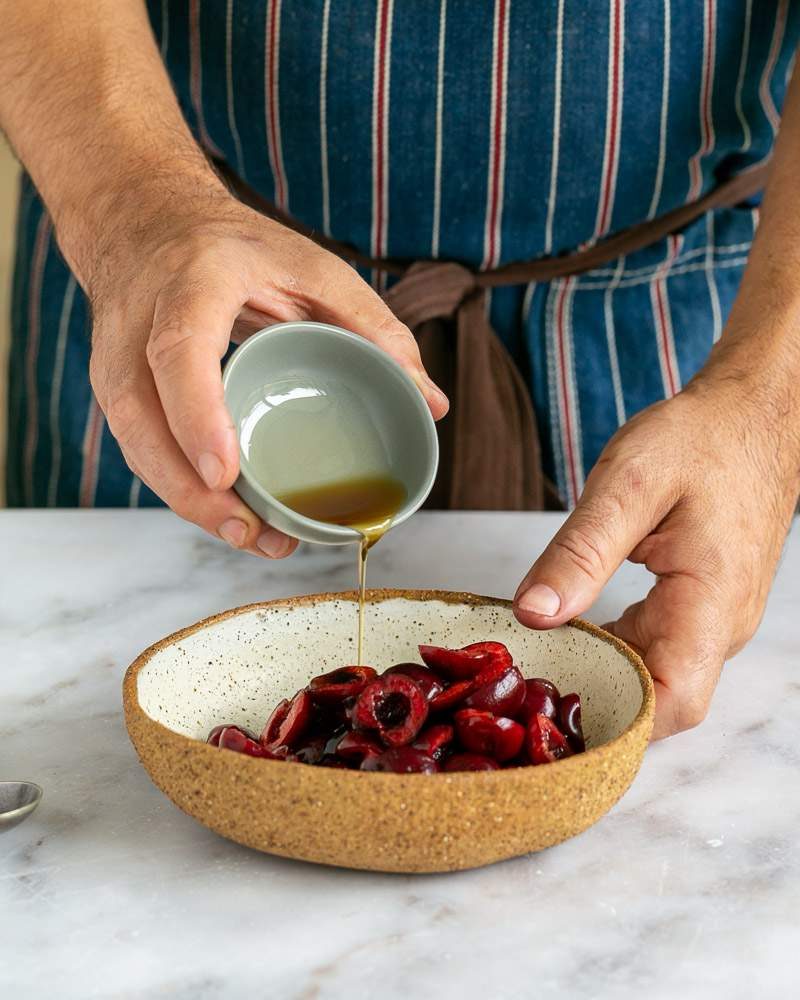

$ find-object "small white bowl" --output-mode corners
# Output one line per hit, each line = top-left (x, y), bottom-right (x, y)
(222, 322), (439, 545)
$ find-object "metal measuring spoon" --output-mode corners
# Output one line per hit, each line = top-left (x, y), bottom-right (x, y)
(0, 781), (42, 832)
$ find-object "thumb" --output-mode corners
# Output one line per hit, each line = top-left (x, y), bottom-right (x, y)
(513, 473), (659, 628)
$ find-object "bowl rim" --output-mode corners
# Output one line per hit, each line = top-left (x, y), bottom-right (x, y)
(123, 589), (655, 779)
(0, 780), (43, 821)
(221, 322), (440, 543)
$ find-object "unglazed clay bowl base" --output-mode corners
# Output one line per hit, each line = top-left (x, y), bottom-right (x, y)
(124, 591), (654, 873)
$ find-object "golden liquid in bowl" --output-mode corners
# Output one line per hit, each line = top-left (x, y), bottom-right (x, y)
(276, 475), (407, 663)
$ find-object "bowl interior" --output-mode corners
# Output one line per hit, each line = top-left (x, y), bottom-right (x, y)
(223, 323), (437, 514)
(136, 595), (645, 751)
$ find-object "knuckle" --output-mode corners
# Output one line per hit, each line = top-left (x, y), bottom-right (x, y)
(372, 310), (412, 342)
(618, 459), (648, 498)
(146, 320), (194, 372)
(553, 524), (609, 581)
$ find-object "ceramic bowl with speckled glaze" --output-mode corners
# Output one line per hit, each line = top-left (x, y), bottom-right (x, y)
(123, 591), (654, 873)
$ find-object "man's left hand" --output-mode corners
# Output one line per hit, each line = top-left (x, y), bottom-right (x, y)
(513, 370), (798, 739)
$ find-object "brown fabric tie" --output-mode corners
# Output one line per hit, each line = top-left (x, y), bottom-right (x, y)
(217, 159), (770, 511)
(382, 261), (546, 509)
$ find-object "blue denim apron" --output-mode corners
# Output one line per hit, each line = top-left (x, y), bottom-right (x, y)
(7, 0), (799, 509)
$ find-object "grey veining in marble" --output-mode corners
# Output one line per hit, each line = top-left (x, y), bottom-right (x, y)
(1, 510), (798, 999)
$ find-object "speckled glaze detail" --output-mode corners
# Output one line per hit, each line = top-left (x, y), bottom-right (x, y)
(123, 591), (655, 873)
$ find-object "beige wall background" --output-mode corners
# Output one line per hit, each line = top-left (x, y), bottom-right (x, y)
(0, 136), (20, 507)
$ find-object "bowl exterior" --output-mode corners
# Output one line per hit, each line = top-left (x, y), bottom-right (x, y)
(123, 592), (654, 874)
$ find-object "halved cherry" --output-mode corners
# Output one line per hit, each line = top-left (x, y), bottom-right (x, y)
(518, 678), (560, 723)
(306, 697), (353, 741)
(352, 674), (429, 747)
(383, 663), (444, 702)
(444, 753), (500, 772)
(334, 730), (383, 764)
(559, 693), (585, 752)
(463, 665), (526, 717)
(526, 713), (571, 764)
(429, 679), (474, 712)
(208, 724), (249, 746)
(418, 640), (512, 680)
(361, 748), (439, 773)
(214, 725), (285, 759)
(412, 723), (454, 761)
(260, 689), (312, 750)
(307, 665), (378, 703)
(454, 709), (525, 762)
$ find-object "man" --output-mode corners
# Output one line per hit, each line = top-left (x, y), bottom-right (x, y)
(2, 1), (799, 739)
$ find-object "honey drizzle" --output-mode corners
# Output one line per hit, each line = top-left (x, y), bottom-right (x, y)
(276, 475), (406, 664)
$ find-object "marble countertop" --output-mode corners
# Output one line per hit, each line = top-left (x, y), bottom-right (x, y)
(1, 510), (798, 999)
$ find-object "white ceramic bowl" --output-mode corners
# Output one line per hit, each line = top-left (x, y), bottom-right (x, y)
(222, 322), (439, 544)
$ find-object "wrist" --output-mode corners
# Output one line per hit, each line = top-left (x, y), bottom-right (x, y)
(687, 345), (800, 489)
(54, 147), (229, 294)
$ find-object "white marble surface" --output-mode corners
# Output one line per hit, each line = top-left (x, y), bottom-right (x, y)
(1, 510), (798, 999)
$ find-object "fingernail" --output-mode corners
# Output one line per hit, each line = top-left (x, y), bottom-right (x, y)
(218, 518), (248, 548)
(517, 584), (561, 617)
(198, 452), (224, 490)
(257, 530), (293, 559)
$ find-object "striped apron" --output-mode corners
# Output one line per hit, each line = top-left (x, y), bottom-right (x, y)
(7, 1), (799, 511)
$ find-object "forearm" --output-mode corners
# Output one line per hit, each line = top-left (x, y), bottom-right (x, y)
(700, 57), (800, 401)
(0, 0), (223, 289)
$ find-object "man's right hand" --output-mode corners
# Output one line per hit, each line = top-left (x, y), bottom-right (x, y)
(0, 0), (447, 556)
(85, 190), (449, 557)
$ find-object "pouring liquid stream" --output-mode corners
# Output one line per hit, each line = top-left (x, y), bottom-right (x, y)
(276, 475), (407, 663)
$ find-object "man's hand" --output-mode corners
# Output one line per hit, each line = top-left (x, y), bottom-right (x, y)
(516, 57), (800, 739)
(85, 191), (448, 557)
(513, 374), (798, 739)
(0, 0), (447, 557)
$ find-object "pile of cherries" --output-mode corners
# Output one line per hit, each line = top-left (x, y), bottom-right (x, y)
(207, 641), (585, 773)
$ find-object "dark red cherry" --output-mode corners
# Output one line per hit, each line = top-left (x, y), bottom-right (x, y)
(519, 678), (560, 723)
(444, 753), (501, 772)
(352, 674), (429, 747)
(307, 665), (378, 703)
(454, 709), (525, 762)
(412, 724), (454, 761)
(305, 693), (355, 741)
(334, 730), (383, 764)
(360, 748), (439, 773)
(464, 665), (526, 717)
(208, 724), (247, 746)
(429, 679), (474, 712)
(526, 713), (571, 764)
(559, 693), (586, 752)
(383, 663), (444, 702)
(418, 641), (512, 680)
(214, 725), (284, 758)
(260, 689), (312, 750)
